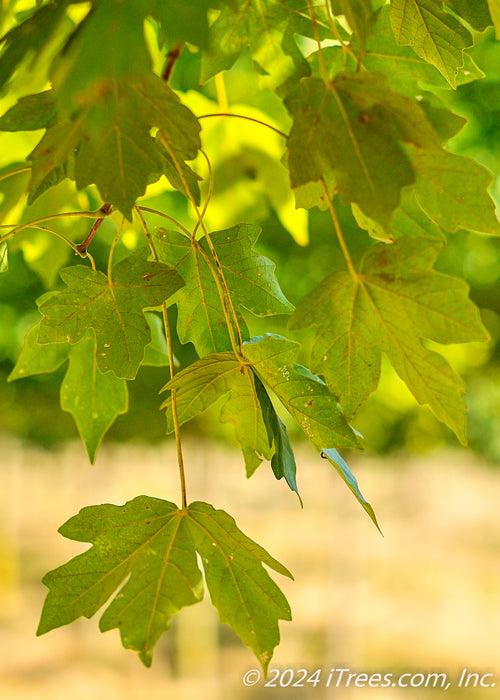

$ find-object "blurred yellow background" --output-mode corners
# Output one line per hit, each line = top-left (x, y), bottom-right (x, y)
(1, 438), (498, 699)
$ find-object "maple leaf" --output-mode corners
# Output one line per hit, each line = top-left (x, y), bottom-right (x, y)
(185, 501), (292, 674)
(154, 224), (293, 356)
(345, 6), (484, 95)
(290, 236), (489, 443)
(285, 71), (439, 228)
(38, 497), (292, 671)
(37, 248), (185, 380)
(37, 497), (204, 668)
(60, 331), (128, 463)
(162, 352), (274, 478)
(242, 334), (361, 450)
(8, 320), (69, 380)
(390, 0), (473, 87)
(202, 0), (315, 93)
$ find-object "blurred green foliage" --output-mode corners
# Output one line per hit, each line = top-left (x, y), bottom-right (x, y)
(1, 12), (500, 462)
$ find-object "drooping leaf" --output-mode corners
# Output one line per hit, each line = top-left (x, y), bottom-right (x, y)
(154, 224), (293, 356)
(290, 236), (489, 442)
(60, 331), (128, 463)
(411, 147), (500, 234)
(242, 334), (361, 449)
(38, 248), (185, 380)
(390, 0), (473, 87)
(37, 496), (204, 668)
(253, 374), (300, 503)
(186, 501), (292, 674)
(162, 352), (273, 476)
(8, 320), (69, 380)
(285, 71), (440, 228)
(321, 449), (381, 532)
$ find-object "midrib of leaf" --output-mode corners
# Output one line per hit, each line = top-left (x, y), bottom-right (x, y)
(144, 513), (186, 650)
(108, 283), (133, 369)
(195, 242), (220, 350)
(186, 512), (259, 640)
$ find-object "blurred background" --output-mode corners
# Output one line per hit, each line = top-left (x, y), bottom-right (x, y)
(0, 4), (500, 698)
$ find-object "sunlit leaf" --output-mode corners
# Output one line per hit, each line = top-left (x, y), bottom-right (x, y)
(390, 0), (473, 87)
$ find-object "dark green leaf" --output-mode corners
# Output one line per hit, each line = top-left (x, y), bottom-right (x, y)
(154, 225), (293, 356)
(330, 0), (375, 48)
(186, 501), (292, 674)
(242, 334), (361, 449)
(322, 448), (381, 532)
(38, 248), (185, 379)
(60, 331), (128, 463)
(254, 374), (300, 503)
(142, 312), (171, 367)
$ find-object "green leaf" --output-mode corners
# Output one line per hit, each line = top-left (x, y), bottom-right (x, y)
(162, 352), (273, 476)
(0, 90), (57, 131)
(142, 312), (171, 367)
(242, 334), (361, 449)
(390, 0), (473, 87)
(186, 501), (292, 674)
(412, 147), (500, 234)
(60, 331), (128, 463)
(38, 497), (291, 670)
(285, 72), (439, 228)
(154, 224), (293, 356)
(346, 7), (484, 95)
(8, 320), (69, 380)
(37, 496), (204, 667)
(290, 236), (489, 442)
(38, 248), (185, 380)
(201, 0), (311, 93)
(50, 1), (152, 113)
(27, 118), (83, 204)
(321, 449), (381, 532)
(445, 0), (493, 32)
(27, 76), (201, 215)
(0, 2), (69, 93)
(149, 0), (211, 48)
(253, 374), (301, 503)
